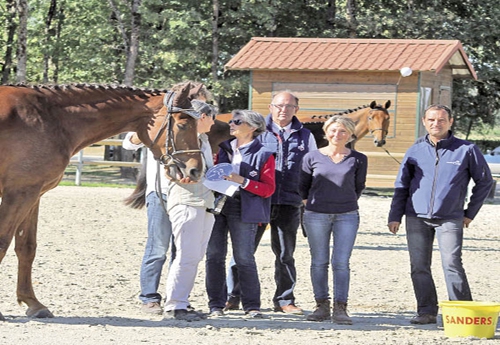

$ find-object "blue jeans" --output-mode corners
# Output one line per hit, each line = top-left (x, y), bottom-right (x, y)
(226, 225), (266, 302)
(139, 192), (172, 304)
(268, 204), (301, 307)
(303, 210), (359, 303)
(205, 197), (261, 311)
(406, 216), (472, 316)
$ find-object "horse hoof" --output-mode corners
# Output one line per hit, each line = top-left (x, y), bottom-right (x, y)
(27, 308), (54, 318)
(0, 311), (5, 321)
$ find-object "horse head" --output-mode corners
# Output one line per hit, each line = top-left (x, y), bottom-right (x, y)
(149, 82), (204, 182)
(367, 100), (391, 147)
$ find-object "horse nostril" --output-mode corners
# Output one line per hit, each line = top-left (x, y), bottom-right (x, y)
(190, 168), (202, 181)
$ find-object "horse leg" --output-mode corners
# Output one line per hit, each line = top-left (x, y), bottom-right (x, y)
(0, 195), (29, 321)
(0, 187), (52, 319)
(0, 215), (14, 320)
(14, 201), (53, 318)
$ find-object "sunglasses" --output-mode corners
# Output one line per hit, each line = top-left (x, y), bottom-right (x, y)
(228, 119), (245, 126)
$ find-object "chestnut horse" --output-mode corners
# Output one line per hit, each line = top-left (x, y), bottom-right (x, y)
(124, 119), (232, 209)
(304, 100), (391, 149)
(0, 82), (204, 320)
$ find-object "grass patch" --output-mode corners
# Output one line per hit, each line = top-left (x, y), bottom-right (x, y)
(62, 165), (138, 188)
(362, 187), (394, 198)
(58, 180), (135, 188)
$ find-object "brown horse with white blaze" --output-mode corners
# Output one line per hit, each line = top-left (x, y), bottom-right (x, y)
(0, 82), (204, 320)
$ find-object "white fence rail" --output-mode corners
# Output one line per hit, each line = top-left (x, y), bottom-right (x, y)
(68, 139), (143, 185)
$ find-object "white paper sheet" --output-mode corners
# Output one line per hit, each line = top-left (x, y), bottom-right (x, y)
(203, 179), (240, 196)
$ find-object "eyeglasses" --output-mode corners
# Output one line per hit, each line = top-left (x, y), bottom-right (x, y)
(271, 104), (297, 110)
(228, 119), (245, 126)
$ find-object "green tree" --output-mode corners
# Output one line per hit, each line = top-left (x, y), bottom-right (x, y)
(1, 0), (498, 130)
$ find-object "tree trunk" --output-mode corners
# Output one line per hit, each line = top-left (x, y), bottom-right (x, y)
(465, 117), (473, 140)
(327, 0), (336, 28)
(108, 0), (142, 177)
(108, 0), (130, 54)
(123, 0), (141, 86)
(346, 0), (357, 38)
(16, 0), (28, 83)
(52, 5), (65, 83)
(2, 0), (17, 83)
(43, 0), (57, 83)
(212, 0), (220, 106)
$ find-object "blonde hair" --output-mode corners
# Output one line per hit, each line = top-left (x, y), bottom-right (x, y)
(323, 115), (356, 143)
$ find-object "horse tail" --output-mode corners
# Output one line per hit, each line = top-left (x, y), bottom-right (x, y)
(124, 158), (147, 209)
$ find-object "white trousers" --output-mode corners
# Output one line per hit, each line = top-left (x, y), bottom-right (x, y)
(164, 205), (214, 311)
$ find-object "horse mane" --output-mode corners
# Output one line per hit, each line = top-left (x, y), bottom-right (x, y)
(3, 82), (168, 94)
(3, 83), (168, 104)
(305, 104), (371, 124)
(2, 83), (172, 112)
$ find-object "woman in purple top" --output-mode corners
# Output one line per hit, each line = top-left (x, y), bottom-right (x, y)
(299, 115), (367, 324)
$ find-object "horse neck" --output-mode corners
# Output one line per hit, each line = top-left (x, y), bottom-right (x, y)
(207, 120), (232, 153)
(45, 87), (164, 154)
(347, 107), (370, 138)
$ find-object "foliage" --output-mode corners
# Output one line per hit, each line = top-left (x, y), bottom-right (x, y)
(0, 0), (499, 125)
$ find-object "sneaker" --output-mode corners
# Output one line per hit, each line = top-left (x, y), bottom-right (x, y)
(141, 302), (163, 315)
(245, 310), (264, 319)
(410, 314), (437, 325)
(209, 308), (224, 317)
(164, 309), (206, 322)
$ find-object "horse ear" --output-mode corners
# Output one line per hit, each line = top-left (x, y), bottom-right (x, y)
(172, 82), (193, 109)
(385, 100), (391, 109)
(188, 83), (204, 101)
(369, 101), (377, 109)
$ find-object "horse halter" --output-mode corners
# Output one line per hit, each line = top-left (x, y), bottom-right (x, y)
(368, 108), (389, 136)
(151, 91), (202, 166)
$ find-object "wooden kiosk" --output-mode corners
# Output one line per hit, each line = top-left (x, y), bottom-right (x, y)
(225, 37), (477, 187)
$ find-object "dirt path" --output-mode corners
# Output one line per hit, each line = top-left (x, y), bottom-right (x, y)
(1, 186), (499, 344)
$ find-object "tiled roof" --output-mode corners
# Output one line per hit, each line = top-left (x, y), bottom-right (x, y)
(225, 37), (477, 79)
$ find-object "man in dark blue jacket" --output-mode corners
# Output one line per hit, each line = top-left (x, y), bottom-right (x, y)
(388, 104), (493, 325)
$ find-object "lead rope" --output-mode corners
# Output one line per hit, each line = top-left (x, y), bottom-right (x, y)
(382, 147), (401, 165)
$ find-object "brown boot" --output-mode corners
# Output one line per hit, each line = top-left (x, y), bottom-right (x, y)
(332, 301), (353, 325)
(306, 299), (331, 321)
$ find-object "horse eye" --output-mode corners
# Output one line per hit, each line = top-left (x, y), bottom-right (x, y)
(368, 117), (373, 121)
(177, 123), (187, 130)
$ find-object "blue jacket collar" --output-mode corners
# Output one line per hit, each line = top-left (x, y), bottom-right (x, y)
(425, 130), (454, 148)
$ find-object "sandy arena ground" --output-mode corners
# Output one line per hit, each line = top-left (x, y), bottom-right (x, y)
(0, 186), (499, 344)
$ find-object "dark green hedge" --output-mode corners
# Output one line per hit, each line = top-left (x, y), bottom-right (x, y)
(468, 140), (500, 153)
